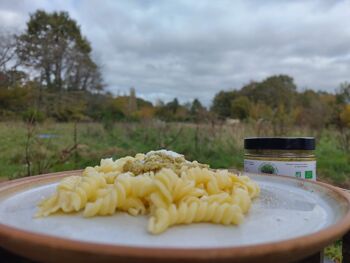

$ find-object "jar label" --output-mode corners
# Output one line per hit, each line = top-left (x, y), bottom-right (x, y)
(244, 159), (316, 180)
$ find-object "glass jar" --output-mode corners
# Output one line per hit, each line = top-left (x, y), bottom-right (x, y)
(244, 137), (316, 180)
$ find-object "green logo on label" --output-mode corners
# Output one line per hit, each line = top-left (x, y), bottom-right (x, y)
(259, 163), (277, 174)
(295, 171), (302, 178)
(305, 171), (313, 179)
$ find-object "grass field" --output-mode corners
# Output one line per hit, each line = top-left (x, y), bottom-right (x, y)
(1, 121), (349, 188)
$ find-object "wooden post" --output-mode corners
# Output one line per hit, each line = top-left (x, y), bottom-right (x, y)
(343, 231), (350, 263)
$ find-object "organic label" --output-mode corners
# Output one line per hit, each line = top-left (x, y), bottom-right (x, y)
(305, 170), (313, 179)
(244, 159), (316, 180)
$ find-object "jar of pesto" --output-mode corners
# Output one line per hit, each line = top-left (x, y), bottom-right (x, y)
(244, 137), (316, 180)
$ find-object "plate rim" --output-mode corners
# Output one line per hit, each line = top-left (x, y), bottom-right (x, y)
(1, 170), (350, 262)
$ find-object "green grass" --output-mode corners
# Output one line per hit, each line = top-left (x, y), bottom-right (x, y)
(316, 134), (350, 187)
(0, 121), (349, 187)
(325, 240), (342, 263)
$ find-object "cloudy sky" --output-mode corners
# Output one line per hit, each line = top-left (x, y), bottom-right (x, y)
(0, 0), (350, 105)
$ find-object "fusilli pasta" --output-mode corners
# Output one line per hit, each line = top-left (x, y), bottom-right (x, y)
(148, 201), (244, 234)
(36, 150), (260, 234)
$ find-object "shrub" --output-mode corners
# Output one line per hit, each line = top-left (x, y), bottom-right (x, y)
(22, 108), (45, 123)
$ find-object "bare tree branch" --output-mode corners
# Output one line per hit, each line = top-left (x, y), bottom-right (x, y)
(0, 31), (16, 71)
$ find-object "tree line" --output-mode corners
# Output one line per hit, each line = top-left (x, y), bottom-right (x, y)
(212, 76), (350, 131)
(0, 10), (349, 133)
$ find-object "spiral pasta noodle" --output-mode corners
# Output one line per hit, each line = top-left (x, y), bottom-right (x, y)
(148, 201), (244, 234)
(36, 173), (107, 217)
(150, 168), (205, 208)
(83, 173), (151, 217)
(36, 150), (260, 234)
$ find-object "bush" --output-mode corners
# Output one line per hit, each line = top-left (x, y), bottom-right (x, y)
(22, 108), (45, 123)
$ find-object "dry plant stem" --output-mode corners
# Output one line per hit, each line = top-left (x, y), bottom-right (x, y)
(158, 123), (165, 148)
(24, 125), (32, 177)
(194, 124), (199, 152)
(74, 122), (78, 168)
(339, 126), (350, 153)
(24, 115), (36, 177)
(163, 126), (183, 148)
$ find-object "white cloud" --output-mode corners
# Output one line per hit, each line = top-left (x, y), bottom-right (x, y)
(0, 0), (350, 105)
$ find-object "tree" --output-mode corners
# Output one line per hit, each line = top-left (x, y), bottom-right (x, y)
(0, 30), (16, 71)
(231, 96), (251, 120)
(339, 105), (350, 152)
(272, 103), (289, 135)
(190, 98), (206, 122)
(16, 10), (102, 91)
(294, 90), (336, 129)
(128, 87), (137, 113)
(0, 31), (19, 89)
(249, 101), (273, 121)
(0, 69), (28, 88)
(337, 82), (350, 104)
(155, 98), (193, 122)
(66, 49), (104, 92)
(167, 98), (179, 114)
(0, 81), (34, 118)
(190, 98), (204, 115)
(211, 90), (237, 118)
(242, 75), (297, 110)
(340, 105), (350, 127)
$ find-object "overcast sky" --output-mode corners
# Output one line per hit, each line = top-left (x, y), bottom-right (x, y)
(1, 0), (350, 105)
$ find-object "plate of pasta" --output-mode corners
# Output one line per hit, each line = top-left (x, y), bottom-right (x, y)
(0, 150), (350, 263)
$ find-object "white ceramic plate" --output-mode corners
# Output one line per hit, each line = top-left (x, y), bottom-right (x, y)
(0, 174), (343, 248)
(0, 171), (349, 263)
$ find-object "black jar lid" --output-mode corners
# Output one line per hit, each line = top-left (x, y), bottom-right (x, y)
(244, 137), (315, 150)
